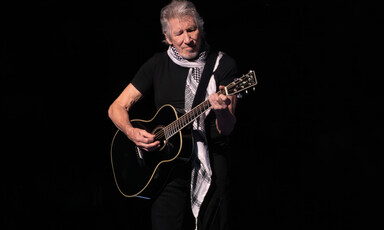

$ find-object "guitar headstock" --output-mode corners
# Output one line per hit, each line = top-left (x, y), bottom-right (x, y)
(221, 70), (258, 96)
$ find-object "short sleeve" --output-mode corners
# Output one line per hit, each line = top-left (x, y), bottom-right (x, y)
(130, 53), (162, 96)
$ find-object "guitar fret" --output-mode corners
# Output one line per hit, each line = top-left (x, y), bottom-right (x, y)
(164, 100), (211, 140)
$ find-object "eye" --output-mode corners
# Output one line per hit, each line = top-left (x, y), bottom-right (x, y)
(187, 27), (197, 33)
(174, 31), (183, 36)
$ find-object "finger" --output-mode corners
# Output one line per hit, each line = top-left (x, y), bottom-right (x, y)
(137, 130), (158, 144)
(215, 98), (227, 108)
(139, 130), (156, 142)
(140, 141), (161, 151)
(219, 94), (231, 103)
(223, 97), (231, 106)
(140, 136), (155, 144)
(139, 140), (159, 148)
(140, 130), (156, 138)
(130, 129), (152, 145)
(209, 94), (219, 105)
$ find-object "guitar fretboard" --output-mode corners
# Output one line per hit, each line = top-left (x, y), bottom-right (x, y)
(160, 70), (257, 140)
(164, 100), (211, 139)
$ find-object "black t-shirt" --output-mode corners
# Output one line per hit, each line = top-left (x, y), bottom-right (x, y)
(131, 51), (238, 111)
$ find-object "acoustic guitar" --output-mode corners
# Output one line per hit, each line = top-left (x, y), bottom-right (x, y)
(110, 70), (257, 199)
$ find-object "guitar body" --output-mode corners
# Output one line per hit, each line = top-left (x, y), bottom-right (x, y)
(110, 104), (193, 199)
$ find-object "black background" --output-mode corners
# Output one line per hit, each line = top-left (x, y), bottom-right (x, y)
(2, 0), (382, 229)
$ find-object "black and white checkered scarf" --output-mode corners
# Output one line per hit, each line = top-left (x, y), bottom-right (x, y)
(167, 45), (213, 224)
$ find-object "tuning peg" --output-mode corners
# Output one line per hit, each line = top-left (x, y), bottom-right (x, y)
(237, 94), (243, 99)
(253, 87), (256, 91)
(245, 90), (249, 94)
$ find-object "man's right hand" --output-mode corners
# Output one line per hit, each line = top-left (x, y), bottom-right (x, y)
(126, 127), (161, 152)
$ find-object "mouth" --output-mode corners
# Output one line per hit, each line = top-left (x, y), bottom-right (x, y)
(183, 46), (196, 52)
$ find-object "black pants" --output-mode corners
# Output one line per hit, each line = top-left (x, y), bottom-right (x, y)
(151, 164), (194, 230)
(151, 141), (231, 230)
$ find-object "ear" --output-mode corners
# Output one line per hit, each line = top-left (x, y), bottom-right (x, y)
(164, 32), (173, 45)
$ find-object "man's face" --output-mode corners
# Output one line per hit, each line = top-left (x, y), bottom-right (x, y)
(165, 15), (201, 60)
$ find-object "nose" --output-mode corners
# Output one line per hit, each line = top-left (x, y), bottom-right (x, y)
(183, 32), (192, 44)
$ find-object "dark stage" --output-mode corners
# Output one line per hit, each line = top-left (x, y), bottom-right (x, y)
(1, 0), (382, 229)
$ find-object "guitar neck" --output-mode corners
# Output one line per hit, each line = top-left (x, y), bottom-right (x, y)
(162, 70), (258, 140)
(164, 100), (211, 139)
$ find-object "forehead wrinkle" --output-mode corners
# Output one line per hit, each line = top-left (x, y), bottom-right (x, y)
(169, 16), (196, 34)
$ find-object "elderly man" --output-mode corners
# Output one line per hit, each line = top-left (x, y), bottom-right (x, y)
(109, 1), (238, 229)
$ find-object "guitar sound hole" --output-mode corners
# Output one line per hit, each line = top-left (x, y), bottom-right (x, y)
(152, 126), (167, 151)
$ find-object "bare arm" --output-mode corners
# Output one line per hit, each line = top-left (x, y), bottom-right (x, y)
(108, 83), (160, 151)
(209, 85), (237, 136)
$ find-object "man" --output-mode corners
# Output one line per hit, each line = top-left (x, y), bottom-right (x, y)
(108, 1), (238, 229)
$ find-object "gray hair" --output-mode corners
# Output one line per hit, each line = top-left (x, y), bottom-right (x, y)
(160, 0), (204, 43)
